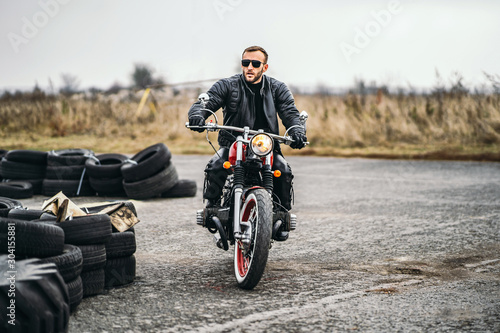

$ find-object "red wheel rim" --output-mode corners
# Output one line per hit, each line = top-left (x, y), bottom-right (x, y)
(236, 241), (250, 277)
(236, 197), (257, 278)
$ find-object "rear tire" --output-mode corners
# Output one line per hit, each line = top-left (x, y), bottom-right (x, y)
(234, 188), (272, 290)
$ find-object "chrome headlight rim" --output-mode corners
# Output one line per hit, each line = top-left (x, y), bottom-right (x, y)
(249, 133), (274, 157)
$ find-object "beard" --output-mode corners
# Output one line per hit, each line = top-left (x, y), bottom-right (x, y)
(244, 67), (264, 84)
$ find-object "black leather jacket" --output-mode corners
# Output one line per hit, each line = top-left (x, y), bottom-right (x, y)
(188, 74), (305, 147)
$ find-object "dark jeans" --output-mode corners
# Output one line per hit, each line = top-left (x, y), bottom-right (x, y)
(203, 147), (294, 210)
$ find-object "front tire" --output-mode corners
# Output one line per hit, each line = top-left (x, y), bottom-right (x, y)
(234, 188), (272, 289)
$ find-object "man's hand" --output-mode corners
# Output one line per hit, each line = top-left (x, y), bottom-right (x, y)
(188, 116), (206, 132)
(290, 132), (307, 149)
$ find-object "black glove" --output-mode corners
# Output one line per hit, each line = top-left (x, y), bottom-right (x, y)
(188, 115), (205, 132)
(290, 132), (307, 149)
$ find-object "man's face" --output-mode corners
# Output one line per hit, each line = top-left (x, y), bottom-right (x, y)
(241, 51), (268, 84)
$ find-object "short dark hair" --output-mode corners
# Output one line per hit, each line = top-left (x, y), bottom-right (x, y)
(242, 46), (268, 64)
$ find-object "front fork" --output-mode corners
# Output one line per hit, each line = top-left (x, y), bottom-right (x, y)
(233, 138), (245, 242)
(232, 186), (243, 239)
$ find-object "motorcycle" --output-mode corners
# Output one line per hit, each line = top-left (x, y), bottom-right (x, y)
(186, 93), (309, 289)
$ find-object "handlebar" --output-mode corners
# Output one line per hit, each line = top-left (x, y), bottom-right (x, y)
(185, 122), (302, 145)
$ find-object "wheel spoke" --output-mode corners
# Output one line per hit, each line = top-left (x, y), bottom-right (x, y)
(248, 206), (257, 223)
(236, 241), (251, 277)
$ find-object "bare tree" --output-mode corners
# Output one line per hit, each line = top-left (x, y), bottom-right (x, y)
(484, 72), (500, 94)
(105, 81), (124, 95)
(59, 73), (80, 95)
(131, 63), (165, 89)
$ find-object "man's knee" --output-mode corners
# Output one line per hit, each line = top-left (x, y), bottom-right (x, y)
(204, 148), (229, 200)
(273, 154), (293, 179)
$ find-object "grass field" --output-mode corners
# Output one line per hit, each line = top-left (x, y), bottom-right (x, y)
(1, 87), (499, 161)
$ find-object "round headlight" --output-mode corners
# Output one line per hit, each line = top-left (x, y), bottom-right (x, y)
(250, 134), (273, 156)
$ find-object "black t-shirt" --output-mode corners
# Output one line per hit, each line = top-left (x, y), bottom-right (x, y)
(249, 81), (268, 131)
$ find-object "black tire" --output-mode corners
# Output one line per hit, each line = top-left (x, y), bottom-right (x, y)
(0, 158), (46, 179)
(39, 244), (83, 282)
(89, 176), (125, 195)
(78, 244), (107, 272)
(0, 218), (65, 258)
(0, 257), (70, 332)
(105, 255), (136, 288)
(37, 212), (57, 221)
(121, 143), (172, 182)
(0, 197), (23, 217)
(0, 179), (43, 195)
(0, 181), (33, 199)
(5, 149), (48, 165)
(47, 148), (94, 166)
(160, 179), (197, 198)
(42, 178), (96, 197)
(25, 178), (44, 194)
(8, 208), (45, 221)
(45, 164), (87, 180)
(0, 149), (7, 158)
(123, 163), (178, 200)
(55, 214), (112, 245)
(81, 268), (105, 297)
(234, 188), (272, 290)
(86, 153), (128, 179)
(106, 231), (136, 259)
(66, 275), (83, 312)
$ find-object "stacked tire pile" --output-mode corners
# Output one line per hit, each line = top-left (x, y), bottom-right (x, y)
(121, 143), (180, 199)
(0, 143), (197, 200)
(104, 224), (137, 288)
(83, 202), (137, 288)
(43, 149), (96, 197)
(0, 150), (48, 198)
(0, 198), (138, 331)
(85, 154), (128, 197)
(56, 214), (112, 298)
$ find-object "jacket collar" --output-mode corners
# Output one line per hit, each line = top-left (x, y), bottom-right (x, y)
(239, 74), (267, 95)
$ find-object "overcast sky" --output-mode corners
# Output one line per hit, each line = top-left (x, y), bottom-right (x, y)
(1, 0), (499, 92)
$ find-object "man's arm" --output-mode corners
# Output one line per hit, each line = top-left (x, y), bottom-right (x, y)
(188, 79), (230, 121)
(274, 82), (304, 130)
(274, 82), (307, 149)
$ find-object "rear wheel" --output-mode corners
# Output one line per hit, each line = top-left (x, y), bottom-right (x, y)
(234, 188), (272, 290)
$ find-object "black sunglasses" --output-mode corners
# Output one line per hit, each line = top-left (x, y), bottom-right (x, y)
(241, 59), (264, 68)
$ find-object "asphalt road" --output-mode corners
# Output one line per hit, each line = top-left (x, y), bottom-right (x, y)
(21, 155), (500, 332)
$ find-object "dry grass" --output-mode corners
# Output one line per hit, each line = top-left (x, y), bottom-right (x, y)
(1, 89), (499, 160)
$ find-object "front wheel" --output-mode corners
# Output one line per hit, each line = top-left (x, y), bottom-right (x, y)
(234, 188), (272, 289)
